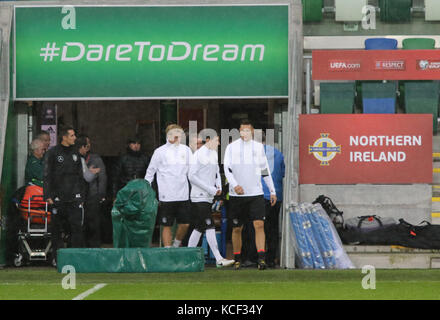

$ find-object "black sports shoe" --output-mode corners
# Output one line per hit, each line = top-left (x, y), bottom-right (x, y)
(257, 259), (267, 270)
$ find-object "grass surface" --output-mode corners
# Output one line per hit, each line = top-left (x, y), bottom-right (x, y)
(1, 267), (440, 300)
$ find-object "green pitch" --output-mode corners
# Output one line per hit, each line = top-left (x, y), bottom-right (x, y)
(1, 267), (440, 300)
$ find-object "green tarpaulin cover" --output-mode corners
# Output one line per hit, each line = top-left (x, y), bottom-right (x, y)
(57, 248), (205, 273)
(112, 179), (158, 248)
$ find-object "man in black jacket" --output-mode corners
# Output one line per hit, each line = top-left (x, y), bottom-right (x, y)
(113, 137), (150, 198)
(43, 126), (87, 263)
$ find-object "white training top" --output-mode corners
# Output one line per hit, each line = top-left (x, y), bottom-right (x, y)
(223, 138), (276, 197)
(188, 145), (222, 203)
(144, 141), (192, 202)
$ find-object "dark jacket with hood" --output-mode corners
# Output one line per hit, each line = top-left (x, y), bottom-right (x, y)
(113, 147), (150, 197)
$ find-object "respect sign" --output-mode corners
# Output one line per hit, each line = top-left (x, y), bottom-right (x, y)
(299, 114), (433, 184)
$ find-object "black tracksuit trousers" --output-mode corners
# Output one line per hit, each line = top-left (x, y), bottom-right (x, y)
(51, 201), (84, 261)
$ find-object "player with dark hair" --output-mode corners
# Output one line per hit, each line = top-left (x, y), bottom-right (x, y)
(223, 120), (277, 270)
(43, 126), (87, 264)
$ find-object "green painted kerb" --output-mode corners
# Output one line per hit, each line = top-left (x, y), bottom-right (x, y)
(15, 5), (289, 99)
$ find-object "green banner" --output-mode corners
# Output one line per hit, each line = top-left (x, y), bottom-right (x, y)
(14, 5), (289, 99)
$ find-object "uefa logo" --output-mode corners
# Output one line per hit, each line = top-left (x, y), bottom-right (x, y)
(419, 60), (429, 70)
(308, 133), (341, 166)
(417, 59), (440, 70)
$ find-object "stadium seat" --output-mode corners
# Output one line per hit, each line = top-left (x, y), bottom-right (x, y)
(361, 82), (397, 114)
(302, 0), (323, 23)
(404, 81), (439, 133)
(335, 0), (367, 22)
(320, 82), (356, 114)
(357, 38), (398, 114)
(400, 37), (436, 111)
(425, 0), (440, 21)
(379, 0), (412, 22)
(365, 38), (398, 50)
(402, 38), (436, 49)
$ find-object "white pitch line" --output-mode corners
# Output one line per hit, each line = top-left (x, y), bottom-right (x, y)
(72, 283), (107, 300)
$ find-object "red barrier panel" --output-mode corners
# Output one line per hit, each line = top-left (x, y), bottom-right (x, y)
(313, 50), (440, 80)
(299, 114), (433, 184)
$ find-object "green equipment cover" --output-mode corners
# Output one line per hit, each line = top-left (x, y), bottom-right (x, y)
(57, 248), (205, 273)
(112, 179), (158, 248)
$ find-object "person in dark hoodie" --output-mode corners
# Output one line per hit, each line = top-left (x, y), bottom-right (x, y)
(113, 137), (150, 199)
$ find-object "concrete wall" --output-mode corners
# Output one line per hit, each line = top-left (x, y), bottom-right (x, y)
(299, 184), (432, 225)
(345, 245), (440, 269)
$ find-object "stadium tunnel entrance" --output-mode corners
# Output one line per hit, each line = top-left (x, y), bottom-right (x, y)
(15, 99), (289, 247)
(0, 0), (302, 268)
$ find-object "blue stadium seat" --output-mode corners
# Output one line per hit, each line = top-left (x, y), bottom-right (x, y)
(358, 38), (398, 114)
(362, 82), (397, 114)
(365, 38), (398, 50)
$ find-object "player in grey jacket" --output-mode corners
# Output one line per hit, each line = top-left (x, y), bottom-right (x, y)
(77, 135), (107, 248)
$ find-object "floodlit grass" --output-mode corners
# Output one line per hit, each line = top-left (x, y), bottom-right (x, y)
(1, 267), (440, 300)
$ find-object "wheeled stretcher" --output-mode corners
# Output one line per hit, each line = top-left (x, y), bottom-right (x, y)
(13, 185), (53, 267)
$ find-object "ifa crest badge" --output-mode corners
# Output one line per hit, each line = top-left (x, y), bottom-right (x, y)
(308, 133), (341, 166)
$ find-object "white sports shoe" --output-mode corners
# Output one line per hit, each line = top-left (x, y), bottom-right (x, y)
(216, 258), (235, 268)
